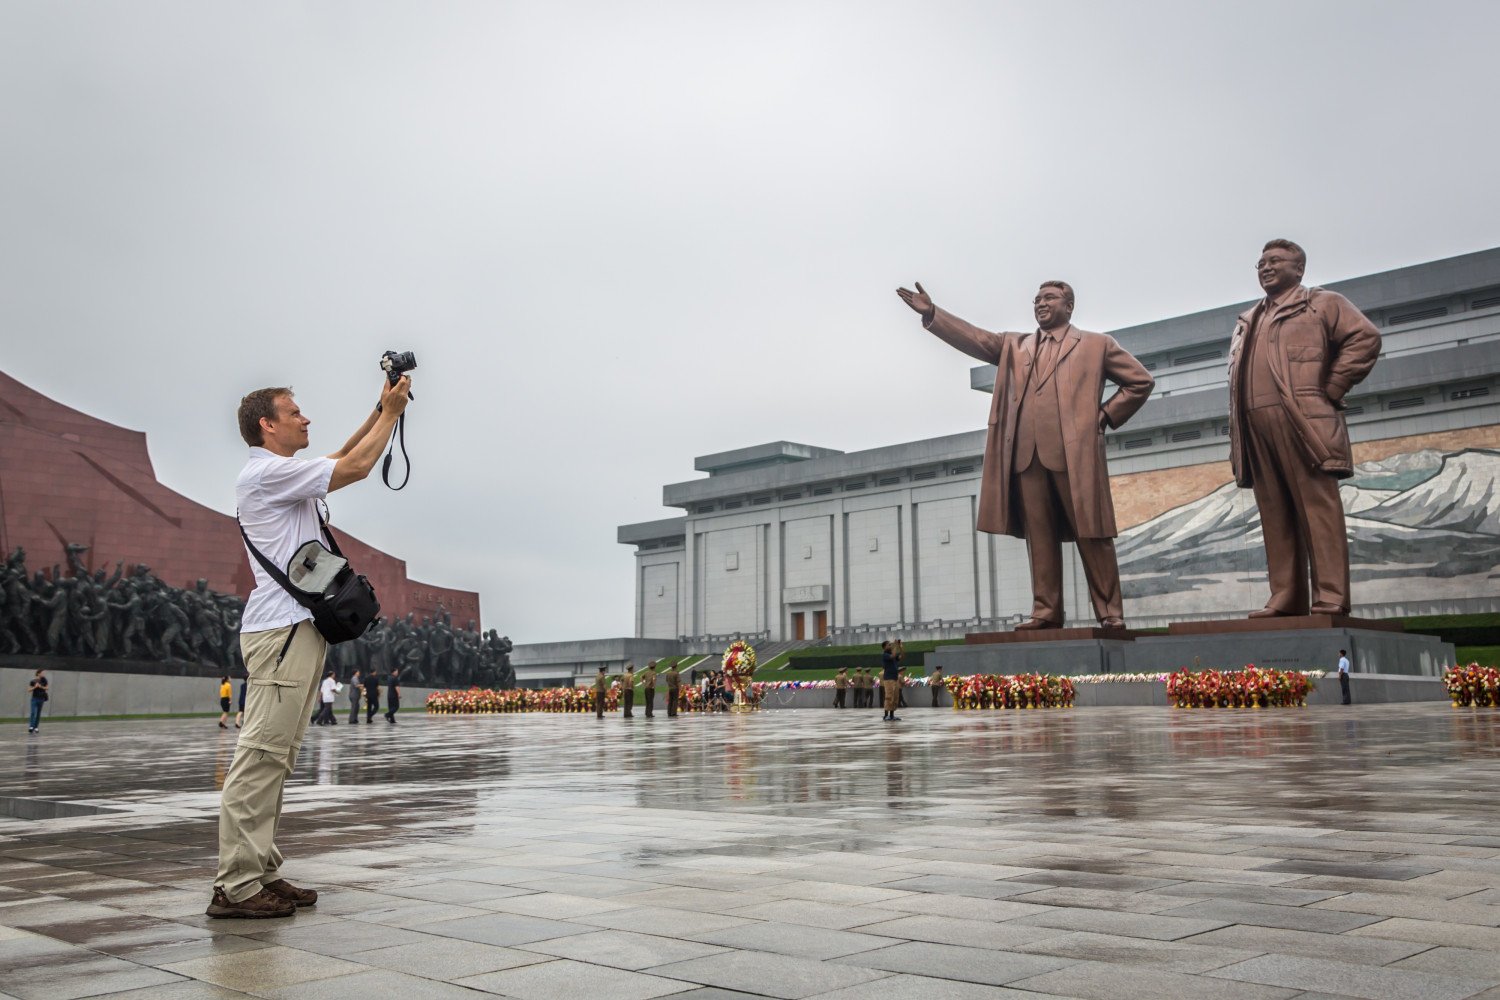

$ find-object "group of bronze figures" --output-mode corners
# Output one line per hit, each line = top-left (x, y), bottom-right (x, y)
(0, 544), (514, 688)
(898, 238), (1379, 629)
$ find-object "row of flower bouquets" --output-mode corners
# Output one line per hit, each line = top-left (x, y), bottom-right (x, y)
(425, 686), (718, 714)
(1443, 663), (1500, 707)
(1164, 666), (1316, 708)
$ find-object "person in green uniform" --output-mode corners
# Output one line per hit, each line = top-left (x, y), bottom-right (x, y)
(833, 668), (848, 708)
(929, 665), (944, 707)
(593, 666), (608, 719)
(622, 664), (636, 719)
(642, 661), (657, 717)
(665, 661), (681, 716)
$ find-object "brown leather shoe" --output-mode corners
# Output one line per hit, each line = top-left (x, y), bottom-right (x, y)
(1309, 603), (1348, 615)
(263, 878), (318, 907)
(1248, 607), (1291, 619)
(205, 886), (295, 919)
(1014, 618), (1062, 631)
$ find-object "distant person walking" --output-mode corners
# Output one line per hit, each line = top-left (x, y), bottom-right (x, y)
(347, 670), (362, 724)
(314, 671), (338, 725)
(363, 670), (380, 723)
(218, 676), (233, 728)
(384, 669), (401, 723)
(1338, 649), (1352, 705)
(26, 669), (47, 734)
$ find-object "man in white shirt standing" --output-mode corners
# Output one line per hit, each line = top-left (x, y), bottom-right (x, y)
(1338, 649), (1352, 706)
(315, 671), (340, 726)
(208, 376), (409, 919)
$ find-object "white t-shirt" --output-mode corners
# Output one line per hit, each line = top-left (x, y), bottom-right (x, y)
(237, 447), (336, 633)
(320, 676), (338, 703)
(1338, 656), (1350, 675)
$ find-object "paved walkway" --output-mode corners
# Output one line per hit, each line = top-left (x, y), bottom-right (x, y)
(1, 704), (1499, 999)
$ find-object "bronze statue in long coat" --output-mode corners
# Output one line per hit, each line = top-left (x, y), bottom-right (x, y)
(898, 281), (1153, 628)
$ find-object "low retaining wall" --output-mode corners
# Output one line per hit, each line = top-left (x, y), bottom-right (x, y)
(2, 664), (437, 720)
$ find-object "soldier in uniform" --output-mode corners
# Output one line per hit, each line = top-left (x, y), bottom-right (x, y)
(833, 667), (848, 708)
(929, 665), (944, 708)
(622, 664), (636, 719)
(593, 666), (608, 719)
(665, 661), (681, 717)
(642, 661), (657, 718)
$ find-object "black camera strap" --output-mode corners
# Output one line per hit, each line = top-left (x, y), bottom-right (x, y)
(381, 413), (410, 491)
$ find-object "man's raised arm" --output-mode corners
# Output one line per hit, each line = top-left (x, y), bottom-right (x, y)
(329, 376), (410, 492)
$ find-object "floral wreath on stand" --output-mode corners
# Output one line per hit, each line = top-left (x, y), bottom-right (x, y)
(722, 640), (758, 712)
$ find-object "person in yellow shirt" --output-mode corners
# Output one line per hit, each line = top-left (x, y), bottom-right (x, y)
(218, 676), (233, 729)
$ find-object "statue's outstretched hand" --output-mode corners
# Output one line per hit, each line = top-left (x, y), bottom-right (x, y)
(896, 282), (934, 319)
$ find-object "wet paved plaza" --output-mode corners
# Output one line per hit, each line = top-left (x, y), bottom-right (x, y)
(1, 704), (1499, 1000)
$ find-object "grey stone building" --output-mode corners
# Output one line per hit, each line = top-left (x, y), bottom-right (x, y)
(620, 247), (1500, 644)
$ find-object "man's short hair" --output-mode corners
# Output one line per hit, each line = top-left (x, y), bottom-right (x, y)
(237, 387), (293, 446)
(1039, 280), (1075, 308)
(1262, 239), (1306, 268)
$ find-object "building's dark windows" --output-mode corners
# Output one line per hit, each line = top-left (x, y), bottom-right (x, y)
(1385, 396), (1426, 411)
(877, 476), (902, 486)
(912, 470), (938, 481)
(949, 464), (976, 475)
(779, 491), (803, 501)
(1171, 429), (1202, 442)
(1173, 349), (1222, 366)
(723, 500), (743, 509)
(812, 486), (834, 496)
(1389, 306), (1448, 325)
(1452, 386), (1491, 401)
(1470, 293), (1500, 310)
(1124, 437), (1153, 450)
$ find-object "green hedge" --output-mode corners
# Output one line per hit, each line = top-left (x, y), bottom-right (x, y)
(785, 639), (962, 671)
(1402, 614), (1500, 647)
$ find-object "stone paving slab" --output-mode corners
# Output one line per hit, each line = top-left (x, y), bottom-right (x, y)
(3, 706), (1500, 999)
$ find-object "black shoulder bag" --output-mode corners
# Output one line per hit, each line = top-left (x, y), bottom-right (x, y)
(237, 511), (381, 644)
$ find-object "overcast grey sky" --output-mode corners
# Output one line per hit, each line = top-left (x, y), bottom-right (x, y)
(3, 1), (1498, 643)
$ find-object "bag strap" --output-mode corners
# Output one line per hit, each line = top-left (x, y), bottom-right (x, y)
(315, 504), (346, 559)
(237, 515), (319, 611)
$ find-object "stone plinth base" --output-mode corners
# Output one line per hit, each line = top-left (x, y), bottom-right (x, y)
(966, 628), (1137, 643)
(1166, 615), (1403, 635)
(929, 638), (1134, 676)
(1124, 625), (1453, 677)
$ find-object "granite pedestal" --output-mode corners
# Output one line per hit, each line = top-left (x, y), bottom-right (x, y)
(927, 631), (1135, 676)
(1123, 616), (1454, 677)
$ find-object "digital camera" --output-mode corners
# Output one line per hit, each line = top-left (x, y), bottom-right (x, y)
(379, 350), (417, 384)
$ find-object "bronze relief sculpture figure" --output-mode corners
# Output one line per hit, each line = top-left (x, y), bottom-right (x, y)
(897, 280), (1154, 629)
(1229, 240), (1380, 617)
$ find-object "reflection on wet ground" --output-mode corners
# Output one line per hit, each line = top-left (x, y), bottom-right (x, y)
(0, 705), (1498, 999)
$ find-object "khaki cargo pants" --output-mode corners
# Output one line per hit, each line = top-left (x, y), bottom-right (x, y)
(216, 621), (326, 902)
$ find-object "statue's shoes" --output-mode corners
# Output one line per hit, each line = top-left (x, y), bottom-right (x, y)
(1014, 618), (1062, 631)
(1309, 603), (1349, 615)
(1248, 607), (1292, 619)
(1099, 617), (1127, 630)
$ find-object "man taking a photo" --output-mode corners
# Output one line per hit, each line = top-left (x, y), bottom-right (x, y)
(208, 375), (409, 919)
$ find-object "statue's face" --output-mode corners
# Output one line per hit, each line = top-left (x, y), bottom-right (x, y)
(1257, 248), (1304, 297)
(1033, 286), (1073, 330)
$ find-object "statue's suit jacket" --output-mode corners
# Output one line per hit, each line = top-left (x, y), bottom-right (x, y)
(1227, 285), (1380, 487)
(924, 307), (1155, 540)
